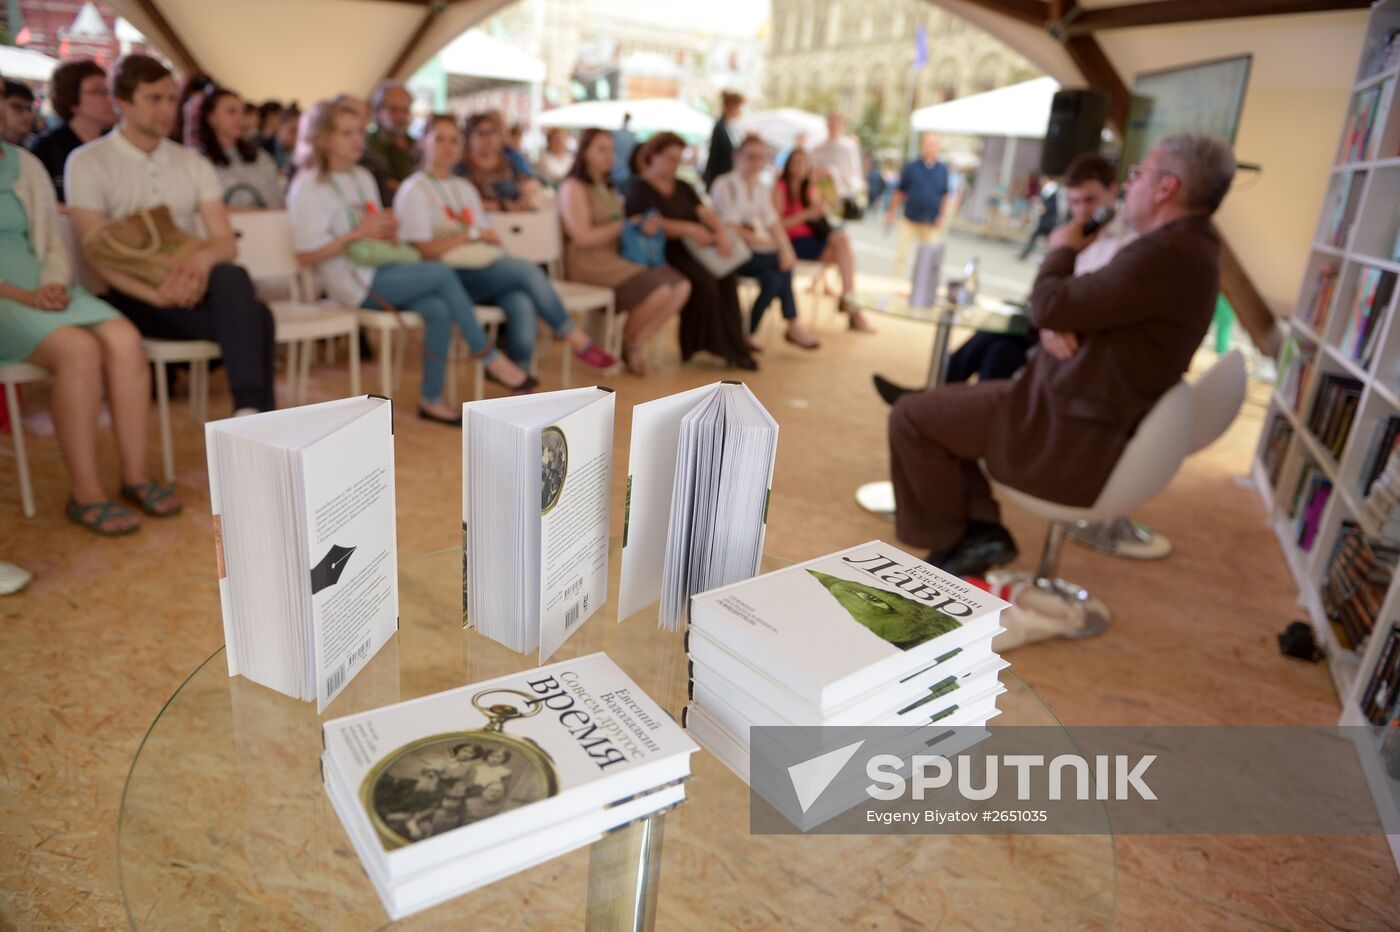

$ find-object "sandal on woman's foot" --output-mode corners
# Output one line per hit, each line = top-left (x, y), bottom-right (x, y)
(575, 341), (619, 371)
(847, 310), (876, 333)
(622, 346), (649, 376)
(66, 499), (140, 536)
(120, 481), (183, 517)
(784, 328), (821, 350)
(484, 368), (541, 394)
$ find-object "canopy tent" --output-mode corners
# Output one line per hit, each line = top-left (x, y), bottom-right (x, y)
(911, 76), (1061, 139)
(737, 108), (829, 150)
(0, 46), (59, 83)
(538, 98), (714, 139)
(930, 0), (1372, 353)
(438, 28), (544, 83)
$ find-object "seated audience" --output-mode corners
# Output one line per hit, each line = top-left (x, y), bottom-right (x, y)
(173, 72), (212, 145)
(459, 112), (540, 212)
(711, 135), (819, 350)
(776, 148), (871, 331)
(3, 82), (36, 147)
(624, 132), (756, 371)
(240, 100), (259, 142)
(191, 86), (284, 209)
(29, 59), (115, 202)
(887, 133), (1236, 576)
(503, 120), (537, 181)
(0, 112), (180, 534)
(270, 105), (300, 173)
(558, 127), (689, 375)
(394, 115), (617, 377)
(537, 128), (573, 187)
(363, 81), (416, 206)
(66, 54), (277, 418)
(287, 101), (534, 424)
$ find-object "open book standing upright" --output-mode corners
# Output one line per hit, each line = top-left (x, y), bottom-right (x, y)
(618, 381), (779, 629)
(462, 387), (616, 660)
(206, 395), (399, 711)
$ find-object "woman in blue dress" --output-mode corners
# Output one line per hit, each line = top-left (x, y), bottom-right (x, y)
(0, 136), (179, 534)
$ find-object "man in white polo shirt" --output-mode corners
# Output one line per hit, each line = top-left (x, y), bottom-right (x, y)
(66, 54), (276, 415)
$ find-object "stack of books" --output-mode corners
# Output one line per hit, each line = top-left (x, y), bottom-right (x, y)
(1261, 415), (1295, 488)
(1289, 461), (1333, 552)
(322, 653), (696, 919)
(679, 541), (1009, 786)
(1364, 438), (1400, 538)
(1360, 624), (1400, 726)
(1306, 374), (1363, 460)
(1321, 521), (1400, 651)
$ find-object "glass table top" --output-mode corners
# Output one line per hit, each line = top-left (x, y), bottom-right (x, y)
(118, 541), (1115, 929)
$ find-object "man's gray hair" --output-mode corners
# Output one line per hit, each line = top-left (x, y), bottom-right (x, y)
(371, 80), (408, 114)
(1156, 132), (1236, 214)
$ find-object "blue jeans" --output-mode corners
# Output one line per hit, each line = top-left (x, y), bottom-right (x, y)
(363, 263), (498, 404)
(736, 252), (796, 332)
(453, 257), (574, 365)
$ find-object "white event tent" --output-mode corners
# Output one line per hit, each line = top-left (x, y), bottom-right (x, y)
(737, 108), (828, 150)
(538, 98), (713, 139)
(0, 46), (59, 83)
(910, 76), (1061, 138)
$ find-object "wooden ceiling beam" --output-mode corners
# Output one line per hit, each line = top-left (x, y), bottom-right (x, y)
(1062, 34), (1129, 132)
(386, 5), (444, 80)
(949, 0), (1051, 29)
(1065, 0), (1370, 36)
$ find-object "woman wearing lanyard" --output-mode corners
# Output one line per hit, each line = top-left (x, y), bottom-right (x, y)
(558, 127), (689, 376)
(394, 115), (617, 374)
(288, 101), (535, 424)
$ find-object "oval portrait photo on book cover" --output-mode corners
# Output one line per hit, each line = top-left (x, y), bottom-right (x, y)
(541, 425), (569, 515)
(364, 728), (559, 848)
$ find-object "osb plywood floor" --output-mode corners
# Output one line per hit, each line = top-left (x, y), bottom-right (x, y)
(3, 302), (1399, 929)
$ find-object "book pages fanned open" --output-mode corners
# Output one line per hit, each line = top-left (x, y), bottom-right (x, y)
(206, 395), (398, 711)
(618, 381), (778, 629)
(462, 387), (615, 660)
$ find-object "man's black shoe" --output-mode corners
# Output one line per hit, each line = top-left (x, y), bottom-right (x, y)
(929, 522), (1018, 578)
(873, 373), (917, 407)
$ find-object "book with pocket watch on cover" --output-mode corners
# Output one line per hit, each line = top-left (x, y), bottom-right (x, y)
(321, 652), (696, 919)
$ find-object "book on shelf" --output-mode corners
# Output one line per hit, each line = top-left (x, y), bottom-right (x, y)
(1341, 267), (1397, 367)
(1363, 438), (1400, 536)
(1261, 415), (1295, 488)
(1360, 28), (1400, 80)
(1320, 522), (1400, 652)
(1278, 337), (1318, 411)
(617, 381), (778, 630)
(1341, 83), (1383, 164)
(321, 652), (697, 920)
(462, 386), (615, 660)
(1301, 263), (1340, 332)
(205, 395), (398, 711)
(1320, 174), (1360, 247)
(1360, 417), (1400, 497)
(1289, 463), (1332, 552)
(1306, 374), (1364, 459)
(1360, 624), (1400, 726)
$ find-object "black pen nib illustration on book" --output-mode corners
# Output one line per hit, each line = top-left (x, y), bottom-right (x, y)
(311, 544), (356, 594)
(806, 569), (960, 650)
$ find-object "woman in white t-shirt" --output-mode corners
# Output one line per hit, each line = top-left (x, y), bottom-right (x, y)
(287, 101), (535, 423)
(394, 115), (616, 373)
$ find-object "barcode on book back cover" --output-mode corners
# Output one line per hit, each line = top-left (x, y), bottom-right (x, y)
(327, 664), (346, 696)
(565, 602), (581, 630)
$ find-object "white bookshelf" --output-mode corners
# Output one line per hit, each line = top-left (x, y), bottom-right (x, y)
(1253, 0), (1400, 872)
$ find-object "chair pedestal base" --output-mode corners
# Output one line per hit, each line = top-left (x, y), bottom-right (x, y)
(1067, 516), (1173, 560)
(986, 571), (1112, 640)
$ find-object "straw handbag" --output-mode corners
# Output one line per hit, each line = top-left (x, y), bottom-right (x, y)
(82, 206), (210, 288)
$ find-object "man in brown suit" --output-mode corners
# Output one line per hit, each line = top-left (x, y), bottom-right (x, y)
(888, 133), (1237, 575)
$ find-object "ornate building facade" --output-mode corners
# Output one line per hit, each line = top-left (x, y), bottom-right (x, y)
(765, 0), (1038, 142)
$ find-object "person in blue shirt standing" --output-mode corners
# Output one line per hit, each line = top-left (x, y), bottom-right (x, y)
(887, 132), (952, 278)
(612, 112), (637, 186)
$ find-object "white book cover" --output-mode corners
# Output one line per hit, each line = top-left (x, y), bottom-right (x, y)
(321, 652), (696, 881)
(689, 541), (1008, 710)
(618, 381), (777, 625)
(205, 396), (397, 711)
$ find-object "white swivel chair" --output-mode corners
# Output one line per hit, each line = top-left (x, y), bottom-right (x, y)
(229, 210), (362, 405)
(1, 362), (48, 518)
(986, 379), (1195, 639)
(1068, 350), (1249, 560)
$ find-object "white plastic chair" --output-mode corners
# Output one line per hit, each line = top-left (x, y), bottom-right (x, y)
(987, 379), (1196, 638)
(1, 362), (48, 517)
(491, 209), (619, 380)
(1068, 349), (1249, 560)
(229, 210), (361, 405)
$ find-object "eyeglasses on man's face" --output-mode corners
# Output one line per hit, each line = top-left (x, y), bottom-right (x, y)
(1126, 163), (1178, 185)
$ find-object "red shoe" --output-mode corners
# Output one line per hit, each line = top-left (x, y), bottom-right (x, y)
(575, 341), (618, 371)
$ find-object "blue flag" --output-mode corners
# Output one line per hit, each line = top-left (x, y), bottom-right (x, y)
(914, 23), (928, 70)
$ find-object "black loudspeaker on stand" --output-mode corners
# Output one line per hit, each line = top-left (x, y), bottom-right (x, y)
(1041, 89), (1109, 177)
